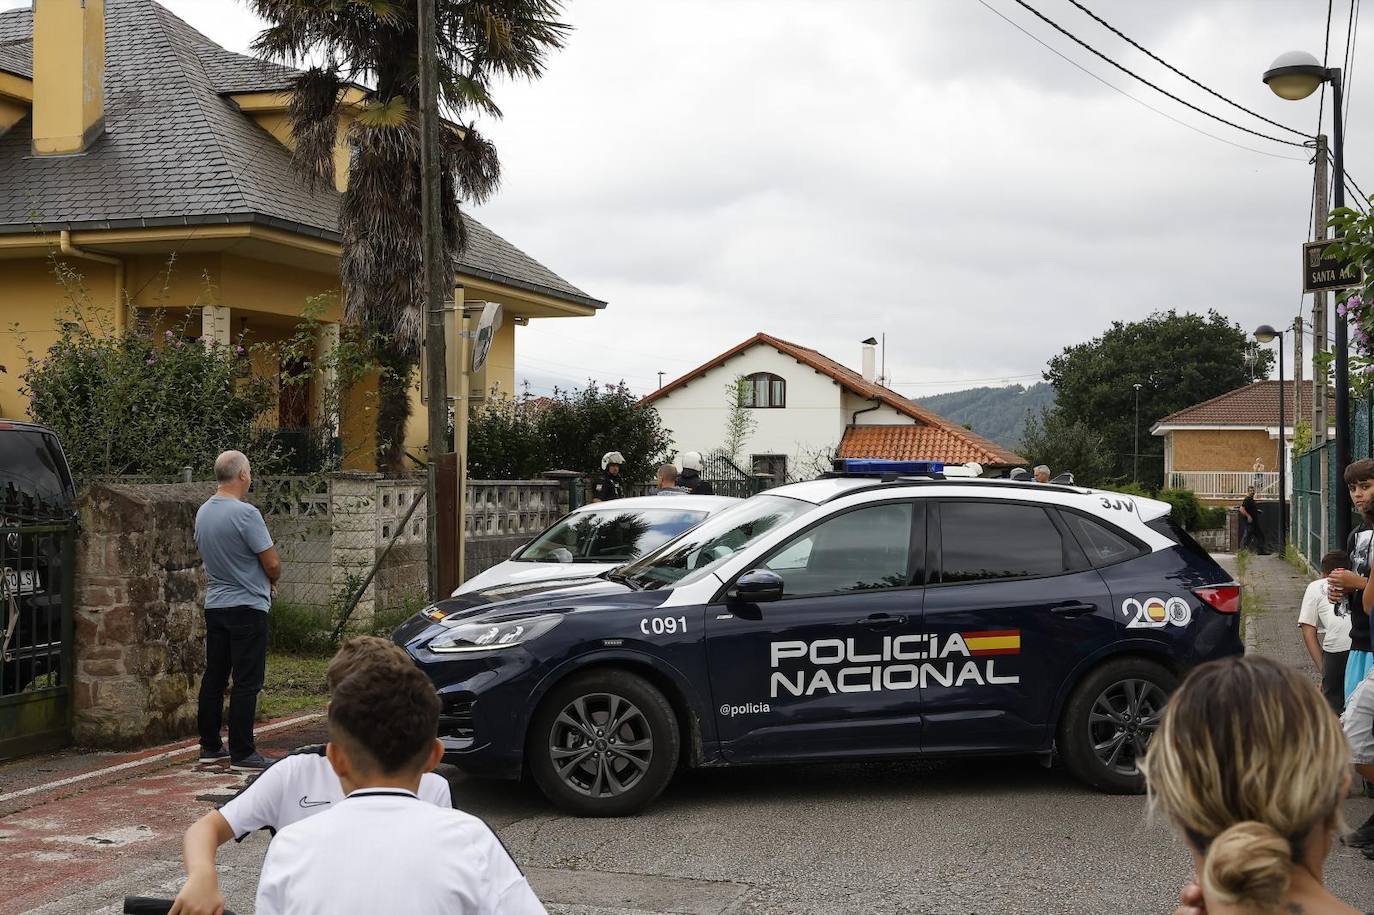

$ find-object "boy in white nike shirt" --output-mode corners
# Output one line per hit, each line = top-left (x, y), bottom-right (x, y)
(170, 637), (452, 915)
(255, 656), (545, 914)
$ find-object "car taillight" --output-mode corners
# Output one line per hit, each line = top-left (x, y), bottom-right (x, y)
(1193, 584), (1241, 614)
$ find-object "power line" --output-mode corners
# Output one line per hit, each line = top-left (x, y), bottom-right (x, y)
(975, 0), (1308, 161)
(1064, 0), (1310, 138)
(1344, 0), (1361, 132)
(1001, 0), (1312, 148)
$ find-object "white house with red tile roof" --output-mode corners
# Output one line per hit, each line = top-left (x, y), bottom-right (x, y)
(640, 333), (1024, 482)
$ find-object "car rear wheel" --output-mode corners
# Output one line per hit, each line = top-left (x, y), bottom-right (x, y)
(528, 670), (680, 816)
(1057, 657), (1177, 794)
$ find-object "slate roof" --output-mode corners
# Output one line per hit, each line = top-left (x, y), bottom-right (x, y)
(0, 0), (603, 310)
(1152, 381), (1336, 430)
(643, 332), (1026, 466)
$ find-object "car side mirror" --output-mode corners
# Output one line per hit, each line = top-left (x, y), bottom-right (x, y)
(728, 569), (784, 603)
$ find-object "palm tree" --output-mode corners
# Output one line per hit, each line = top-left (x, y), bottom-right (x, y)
(249, 0), (569, 471)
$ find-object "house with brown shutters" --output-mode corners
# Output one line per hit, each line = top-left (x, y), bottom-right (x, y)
(1150, 381), (1335, 504)
(641, 333), (1024, 481)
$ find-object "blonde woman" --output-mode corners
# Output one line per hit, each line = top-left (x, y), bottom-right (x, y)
(1146, 656), (1366, 915)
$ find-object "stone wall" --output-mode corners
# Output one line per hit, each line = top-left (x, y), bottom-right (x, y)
(74, 482), (213, 747)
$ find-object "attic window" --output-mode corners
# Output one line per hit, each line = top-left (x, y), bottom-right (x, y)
(743, 373), (785, 409)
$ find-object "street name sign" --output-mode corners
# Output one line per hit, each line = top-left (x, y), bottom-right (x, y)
(1304, 239), (1363, 293)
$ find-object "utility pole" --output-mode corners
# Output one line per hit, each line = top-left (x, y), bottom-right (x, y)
(1313, 134), (1330, 447)
(1293, 313), (1304, 428)
(1133, 383), (1142, 483)
(418, 0), (448, 600)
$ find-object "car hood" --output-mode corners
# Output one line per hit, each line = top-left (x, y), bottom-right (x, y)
(392, 575), (665, 647)
(454, 559), (617, 595)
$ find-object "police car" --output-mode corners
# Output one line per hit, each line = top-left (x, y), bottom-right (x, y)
(395, 460), (1241, 816)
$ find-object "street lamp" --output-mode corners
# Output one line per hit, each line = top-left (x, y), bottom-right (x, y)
(1264, 51), (1350, 547)
(1133, 383), (1143, 483)
(1254, 324), (1287, 552)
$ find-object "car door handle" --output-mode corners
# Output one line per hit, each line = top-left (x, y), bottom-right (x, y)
(1050, 602), (1097, 618)
(862, 613), (907, 629)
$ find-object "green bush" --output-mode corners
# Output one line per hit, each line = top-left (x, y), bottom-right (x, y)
(1196, 505), (1229, 530)
(468, 381), (673, 483)
(20, 307), (279, 484)
(1109, 482), (1153, 498)
(1157, 487), (1204, 531)
(269, 602), (334, 656)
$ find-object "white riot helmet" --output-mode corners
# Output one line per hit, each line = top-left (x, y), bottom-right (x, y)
(678, 451), (703, 473)
(601, 451), (626, 470)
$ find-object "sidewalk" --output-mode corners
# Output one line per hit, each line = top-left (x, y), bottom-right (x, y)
(1225, 551), (1324, 684)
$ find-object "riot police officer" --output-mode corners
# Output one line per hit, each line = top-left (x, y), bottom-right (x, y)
(592, 451), (625, 502)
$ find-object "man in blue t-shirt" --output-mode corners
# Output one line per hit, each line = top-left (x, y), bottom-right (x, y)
(194, 450), (280, 771)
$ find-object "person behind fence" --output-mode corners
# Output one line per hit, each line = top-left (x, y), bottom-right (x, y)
(1302, 549), (1354, 714)
(591, 451), (624, 503)
(1331, 458), (1374, 709)
(652, 463), (687, 495)
(675, 451), (714, 495)
(255, 657), (546, 914)
(194, 450), (280, 773)
(170, 637), (452, 915)
(1146, 656), (1366, 915)
(1240, 486), (1266, 553)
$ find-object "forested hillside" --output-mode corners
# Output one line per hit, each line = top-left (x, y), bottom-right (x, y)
(916, 383), (1055, 449)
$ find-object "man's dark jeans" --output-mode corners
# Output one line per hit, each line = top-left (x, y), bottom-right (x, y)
(198, 606), (269, 761)
(1322, 649), (1350, 713)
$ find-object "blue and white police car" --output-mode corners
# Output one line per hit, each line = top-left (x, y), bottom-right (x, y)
(395, 461), (1241, 816)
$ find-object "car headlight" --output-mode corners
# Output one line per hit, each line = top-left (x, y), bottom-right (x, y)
(426, 614), (563, 653)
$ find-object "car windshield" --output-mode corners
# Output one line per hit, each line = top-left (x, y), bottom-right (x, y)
(0, 429), (74, 520)
(515, 507), (711, 564)
(620, 495), (815, 590)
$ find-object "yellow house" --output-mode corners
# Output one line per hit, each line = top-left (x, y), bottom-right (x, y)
(0, 0), (604, 469)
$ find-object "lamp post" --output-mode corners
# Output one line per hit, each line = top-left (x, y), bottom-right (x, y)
(1264, 52), (1350, 546)
(1255, 324), (1287, 551)
(1133, 383), (1143, 483)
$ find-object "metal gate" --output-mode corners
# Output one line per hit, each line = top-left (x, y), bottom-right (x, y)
(0, 517), (76, 759)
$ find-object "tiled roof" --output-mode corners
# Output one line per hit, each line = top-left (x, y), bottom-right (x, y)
(0, 0), (603, 310)
(643, 332), (1026, 466)
(838, 425), (1018, 465)
(1153, 381), (1336, 428)
(0, 37), (30, 78)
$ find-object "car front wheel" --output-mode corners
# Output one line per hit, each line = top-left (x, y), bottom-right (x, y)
(527, 670), (680, 816)
(1057, 657), (1177, 794)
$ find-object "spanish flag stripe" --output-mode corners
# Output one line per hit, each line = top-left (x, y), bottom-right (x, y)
(970, 646), (1021, 656)
(962, 629), (1019, 640)
(965, 635), (1020, 652)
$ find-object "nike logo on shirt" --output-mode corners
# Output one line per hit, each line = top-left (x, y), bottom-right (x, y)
(298, 796), (330, 809)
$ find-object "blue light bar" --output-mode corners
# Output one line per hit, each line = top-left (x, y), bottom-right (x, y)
(836, 459), (944, 476)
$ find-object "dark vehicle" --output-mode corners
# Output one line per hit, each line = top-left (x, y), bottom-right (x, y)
(395, 461), (1241, 816)
(0, 420), (77, 698)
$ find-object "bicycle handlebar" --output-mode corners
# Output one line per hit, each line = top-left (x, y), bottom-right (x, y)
(123, 897), (237, 915)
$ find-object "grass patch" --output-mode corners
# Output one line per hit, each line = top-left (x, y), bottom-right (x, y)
(258, 652), (330, 721)
(1281, 543), (1312, 575)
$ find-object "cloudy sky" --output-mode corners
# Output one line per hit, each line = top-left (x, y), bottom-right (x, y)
(4, 0), (1358, 398)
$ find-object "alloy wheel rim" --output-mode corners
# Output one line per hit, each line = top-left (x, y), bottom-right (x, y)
(549, 692), (653, 798)
(1087, 678), (1167, 776)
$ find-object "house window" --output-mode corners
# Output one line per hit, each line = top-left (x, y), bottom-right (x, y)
(752, 454), (788, 482)
(743, 373), (786, 408)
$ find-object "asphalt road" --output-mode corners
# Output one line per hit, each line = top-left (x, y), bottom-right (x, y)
(13, 553), (1374, 914)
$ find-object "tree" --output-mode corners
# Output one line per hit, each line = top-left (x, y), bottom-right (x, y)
(720, 375), (757, 467)
(249, 0), (569, 471)
(1019, 408), (1114, 489)
(1043, 310), (1273, 483)
(467, 382), (673, 482)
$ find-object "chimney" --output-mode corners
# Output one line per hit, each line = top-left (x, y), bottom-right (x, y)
(861, 337), (878, 383)
(32, 0), (105, 155)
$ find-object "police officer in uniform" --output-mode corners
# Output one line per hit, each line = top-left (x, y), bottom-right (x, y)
(676, 452), (715, 495)
(592, 451), (625, 502)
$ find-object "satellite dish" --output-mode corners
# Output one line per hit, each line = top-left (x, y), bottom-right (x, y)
(470, 302), (503, 374)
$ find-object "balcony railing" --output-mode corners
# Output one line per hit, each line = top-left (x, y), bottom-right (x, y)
(1168, 471), (1280, 500)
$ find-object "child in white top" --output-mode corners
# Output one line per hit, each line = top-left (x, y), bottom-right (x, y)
(1299, 549), (1353, 713)
(170, 637), (452, 915)
(255, 654), (544, 914)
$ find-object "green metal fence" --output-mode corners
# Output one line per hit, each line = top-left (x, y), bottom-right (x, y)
(1292, 394), (1373, 569)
